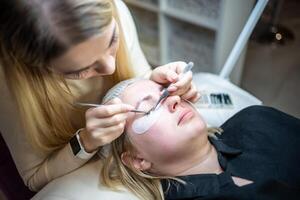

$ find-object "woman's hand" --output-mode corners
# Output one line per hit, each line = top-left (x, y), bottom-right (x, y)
(150, 61), (200, 103)
(79, 98), (134, 153)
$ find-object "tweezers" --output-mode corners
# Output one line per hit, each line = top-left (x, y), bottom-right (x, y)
(146, 62), (194, 114)
(75, 102), (147, 114)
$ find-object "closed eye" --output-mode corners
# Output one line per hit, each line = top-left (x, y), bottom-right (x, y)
(64, 67), (91, 79)
(135, 86), (164, 111)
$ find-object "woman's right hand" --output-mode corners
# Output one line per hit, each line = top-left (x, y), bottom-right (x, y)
(79, 98), (134, 153)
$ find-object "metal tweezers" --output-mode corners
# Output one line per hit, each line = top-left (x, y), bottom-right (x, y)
(75, 103), (147, 114)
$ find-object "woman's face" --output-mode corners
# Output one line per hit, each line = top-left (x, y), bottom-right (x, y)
(121, 80), (207, 170)
(51, 19), (119, 79)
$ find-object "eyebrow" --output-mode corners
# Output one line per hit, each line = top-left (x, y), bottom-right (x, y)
(63, 24), (117, 75)
(135, 95), (153, 110)
(134, 86), (164, 110)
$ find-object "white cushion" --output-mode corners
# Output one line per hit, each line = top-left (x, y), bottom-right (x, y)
(32, 159), (139, 200)
(193, 73), (262, 127)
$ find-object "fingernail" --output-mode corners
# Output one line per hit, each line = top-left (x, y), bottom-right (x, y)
(168, 86), (177, 92)
(172, 74), (178, 80)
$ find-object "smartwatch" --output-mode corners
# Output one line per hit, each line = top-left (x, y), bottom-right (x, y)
(69, 128), (96, 159)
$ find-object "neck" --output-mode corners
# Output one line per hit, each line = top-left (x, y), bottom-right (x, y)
(179, 144), (223, 176)
(176, 139), (222, 176)
(149, 137), (222, 176)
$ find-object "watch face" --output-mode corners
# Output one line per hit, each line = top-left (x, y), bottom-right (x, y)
(70, 135), (81, 156)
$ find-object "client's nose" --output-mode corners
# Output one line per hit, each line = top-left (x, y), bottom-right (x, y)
(164, 95), (181, 113)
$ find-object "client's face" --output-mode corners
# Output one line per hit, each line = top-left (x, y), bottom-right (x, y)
(120, 80), (207, 173)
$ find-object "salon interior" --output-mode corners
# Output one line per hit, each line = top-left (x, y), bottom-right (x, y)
(125, 0), (300, 119)
(1, 0), (300, 199)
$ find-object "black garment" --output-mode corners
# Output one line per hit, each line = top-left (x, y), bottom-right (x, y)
(161, 106), (300, 200)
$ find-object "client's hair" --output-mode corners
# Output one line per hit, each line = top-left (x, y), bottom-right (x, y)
(100, 78), (222, 200)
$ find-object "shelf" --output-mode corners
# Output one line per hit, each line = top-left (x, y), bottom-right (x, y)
(166, 0), (221, 20)
(140, 42), (160, 66)
(128, 5), (160, 65)
(166, 18), (215, 73)
(124, 0), (253, 83)
(124, 0), (159, 13)
(164, 0), (220, 30)
(163, 7), (218, 31)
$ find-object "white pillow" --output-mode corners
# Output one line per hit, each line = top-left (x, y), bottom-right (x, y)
(193, 73), (262, 127)
(32, 159), (139, 200)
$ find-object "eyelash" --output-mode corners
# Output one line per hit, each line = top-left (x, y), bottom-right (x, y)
(111, 35), (119, 46)
(70, 69), (89, 79)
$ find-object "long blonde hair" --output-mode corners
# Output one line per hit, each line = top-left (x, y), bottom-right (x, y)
(100, 79), (222, 200)
(0, 0), (134, 153)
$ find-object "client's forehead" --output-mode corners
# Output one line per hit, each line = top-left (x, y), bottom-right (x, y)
(129, 79), (159, 89)
(124, 80), (160, 95)
(121, 80), (161, 103)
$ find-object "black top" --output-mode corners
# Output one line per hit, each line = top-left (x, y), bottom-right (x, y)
(161, 106), (300, 200)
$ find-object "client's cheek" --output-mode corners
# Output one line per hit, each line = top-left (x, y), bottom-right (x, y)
(194, 113), (207, 130)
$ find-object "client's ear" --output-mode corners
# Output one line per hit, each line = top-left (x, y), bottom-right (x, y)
(121, 152), (152, 171)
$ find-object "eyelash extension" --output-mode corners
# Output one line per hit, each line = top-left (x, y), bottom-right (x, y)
(71, 69), (89, 79)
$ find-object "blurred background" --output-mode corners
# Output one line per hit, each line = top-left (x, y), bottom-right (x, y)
(124, 0), (300, 118)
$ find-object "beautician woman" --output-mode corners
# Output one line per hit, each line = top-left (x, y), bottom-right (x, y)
(0, 0), (199, 191)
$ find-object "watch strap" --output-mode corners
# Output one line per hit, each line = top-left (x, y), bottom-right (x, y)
(70, 128), (96, 159)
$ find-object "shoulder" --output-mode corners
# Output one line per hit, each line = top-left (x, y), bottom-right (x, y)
(220, 105), (300, 146)
(222, 105), (300, 131)
(114, 0), (130, 13)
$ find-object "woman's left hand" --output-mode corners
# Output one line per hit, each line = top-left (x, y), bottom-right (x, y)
(150, 61), (200, 103)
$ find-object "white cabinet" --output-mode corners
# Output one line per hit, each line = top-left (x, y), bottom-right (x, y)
(124, 0), (255, 84)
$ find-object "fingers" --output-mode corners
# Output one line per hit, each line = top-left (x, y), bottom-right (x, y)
(87, 122), (126, 146)
(106, 97), (122, 104)
(167, 71), (193, 96)
(150, 61), (187, 84)
(181, 83), (200, 103)
(165, 70), (179, 83)
(150, 60), (199, 104)
(86, 103), (134, 119)
(189, 92), (201, 103)
(87, 113), (128, 128)
(163, 61), (187, 73)
(83, 97), (134, 148)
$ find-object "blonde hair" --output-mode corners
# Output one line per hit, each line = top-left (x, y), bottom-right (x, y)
(0, 0), (134, 153)
(100, 79), (222, 200)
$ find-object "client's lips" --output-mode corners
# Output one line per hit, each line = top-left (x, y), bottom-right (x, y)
(178, 109), (194, 125)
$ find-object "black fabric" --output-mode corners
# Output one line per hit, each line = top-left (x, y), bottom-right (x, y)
(162, 106), (300, 200)
(0, 133), (36, 200)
